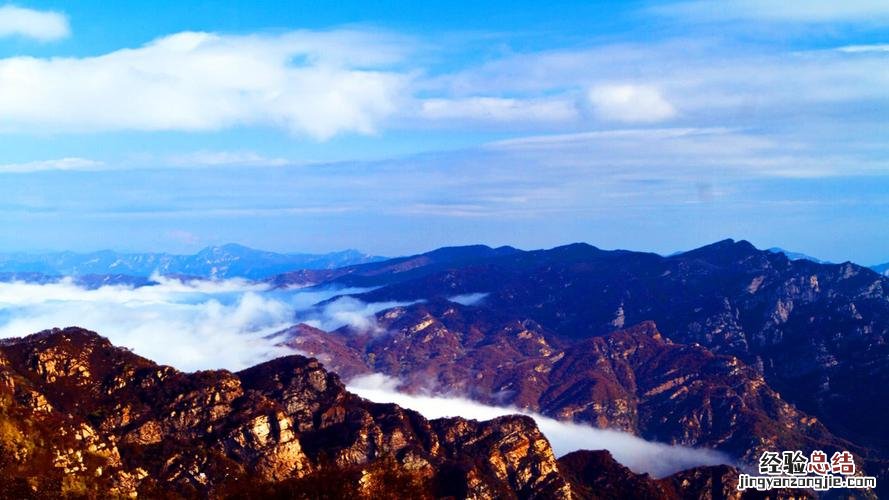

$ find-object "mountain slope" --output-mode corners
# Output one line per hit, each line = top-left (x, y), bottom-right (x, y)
(0, 327), (792, 499)
(274, 239), (889, 494)
(0, 328), (569, 498)
(282, 316), (853, 464)
(296, 240), (889, 454)
(268, 244), (520, 287)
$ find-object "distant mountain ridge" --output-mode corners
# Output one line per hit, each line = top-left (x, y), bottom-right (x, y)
(764, 246), (889, 277)
(766, 246), (830, 264)
(871, 262), (889, 277)
(0, 244), (386, 280)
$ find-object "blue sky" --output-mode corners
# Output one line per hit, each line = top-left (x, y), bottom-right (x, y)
(1, 1), (889, 263)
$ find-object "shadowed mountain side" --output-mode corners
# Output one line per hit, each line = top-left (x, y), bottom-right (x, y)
(280, 317), (855, 466)
(273, 240), (889, 466)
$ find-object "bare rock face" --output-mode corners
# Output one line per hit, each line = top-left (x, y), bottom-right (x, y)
(0, 328), (572, 498)
(282, 308), (852, 465)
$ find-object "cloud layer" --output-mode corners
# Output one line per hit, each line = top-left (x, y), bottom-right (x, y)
(0, 275), (732, 478)
(0, 276), (295, 370)
(348, 373), (732, 478)
(0, 278), (395, 371)
(0, 30), (409, 138)
(299, 296), (420, 333)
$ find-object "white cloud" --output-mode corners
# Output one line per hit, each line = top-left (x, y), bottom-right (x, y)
(0, 157), (104, 173)
(0, 151), (295, 174)
(658, 0), (889, 23)
(0, 278), (390, 371)
(420, 97), (578, 123)
(0, 5), (69, 41)
(433, 39), (889, 133)
(0, 30), (410, 139)
(447, 292), (488, 306)
(167, 150), (292, 168)
(348, 373), (732, 478)
(837, 44), (889, 53)
(300, 296), (421, 333)
(0, 276), (293, 370)
(488, 127), (731, 149)
(588, 84), (677, 123)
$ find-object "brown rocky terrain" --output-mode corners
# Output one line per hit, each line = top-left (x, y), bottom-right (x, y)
(0, 327), (796, 499)
(282, 314), (854, 465)
(0, 328), (569, 498)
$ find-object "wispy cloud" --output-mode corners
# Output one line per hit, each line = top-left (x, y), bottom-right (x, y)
(0, 5), (69, 41)
(837, 44), (889, 53)
(485, 127), (843, 179)
(420, 97), (578, 123)
(425, 37), (889, 138)
(0, 157), (104, 173)
(447, 292), (488, 306)
(166, 150), (293, 168)
(654, 0), (889, 23)
(299, 296), (422, 333)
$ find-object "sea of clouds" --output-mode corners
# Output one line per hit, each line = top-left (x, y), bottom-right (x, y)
(0, 275), (378, 370)
(0, 276), (732, 476)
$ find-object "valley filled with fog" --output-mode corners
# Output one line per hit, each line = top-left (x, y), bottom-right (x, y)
(0, 276), (380, 370)
(0, 275), (732, 478)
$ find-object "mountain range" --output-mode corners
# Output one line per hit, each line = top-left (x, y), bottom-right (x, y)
(0, 244), (385, 281)
(0, 328), (799, 499)
(0, 238), (885, 497)
(270, 239), (889, 497)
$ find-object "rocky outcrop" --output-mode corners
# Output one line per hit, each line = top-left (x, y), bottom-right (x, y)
(0, 328), (570, 498)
